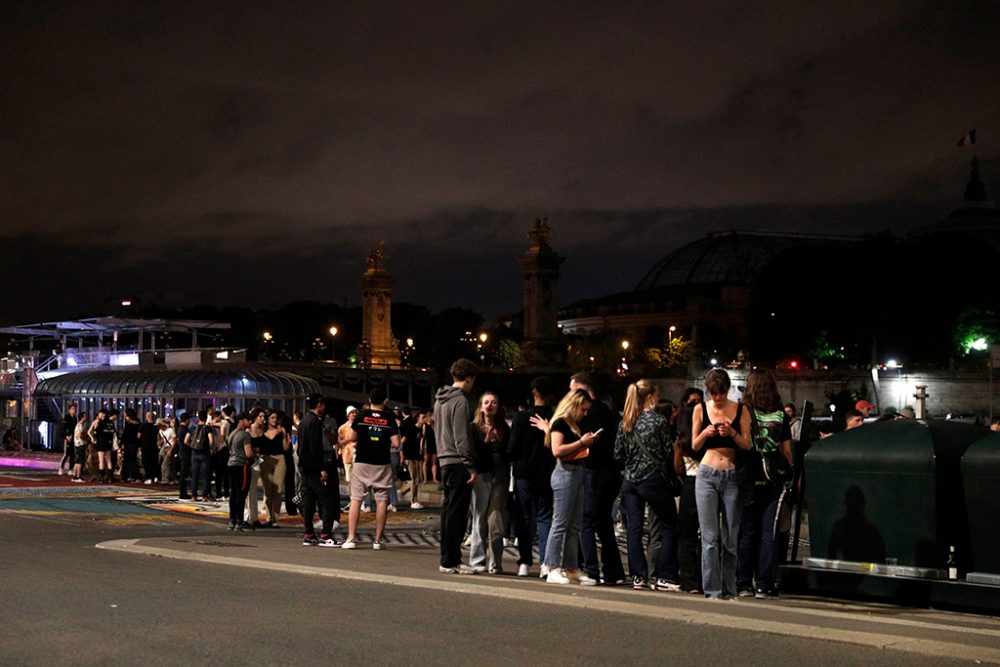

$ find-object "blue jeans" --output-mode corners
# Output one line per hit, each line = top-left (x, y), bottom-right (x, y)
(737, 482), (781, 593)
(580, 469), (626, 582)
(695, 464), (743, 598)
(622, 476), (679, 583)
(544, 461), (585, 570)
(513, 478), (552, 566)
(190, 450), (212, 498)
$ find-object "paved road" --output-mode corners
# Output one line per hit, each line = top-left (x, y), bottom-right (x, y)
(2, 473), (999, 666)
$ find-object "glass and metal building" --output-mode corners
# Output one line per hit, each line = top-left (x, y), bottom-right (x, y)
(35, 369), (320, 419)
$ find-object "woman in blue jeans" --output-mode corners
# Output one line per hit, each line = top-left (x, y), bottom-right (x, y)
(691, 369), (752, 599)
(543, 389), (599, 585)
(614, 379), (681, 592)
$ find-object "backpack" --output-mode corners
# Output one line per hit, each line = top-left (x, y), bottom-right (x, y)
(190, 425), (210, 451)
(750, 409), (784, 453)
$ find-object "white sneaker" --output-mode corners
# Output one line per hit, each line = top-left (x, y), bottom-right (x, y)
(578, 574), (598, 586)
(144, 479), (152, 485)
(71, 478), (86, 483)
(517, 564), (530, 577)
(410, 502), (424, 510)
(317, 537), (340, 548)
(387, 505), (398, 513)
(471, 565), (487, 573)
(360, 503), (370, 513)
(341, 539), (357, 550)
(546, 568), (573, 585)
(372, 539), (384, 550)
(539, 565), (550, 579)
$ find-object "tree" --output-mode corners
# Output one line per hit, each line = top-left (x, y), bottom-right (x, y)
(645, 335), (692, 369)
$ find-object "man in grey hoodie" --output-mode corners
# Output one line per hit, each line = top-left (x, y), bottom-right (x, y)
(434, 358), (480, 573)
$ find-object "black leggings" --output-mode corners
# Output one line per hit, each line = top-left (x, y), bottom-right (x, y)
(229, 465), (252, 524)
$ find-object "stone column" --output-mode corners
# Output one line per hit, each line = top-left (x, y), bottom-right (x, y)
(518, 218), (567, 369)
(360, 241), (401, 367)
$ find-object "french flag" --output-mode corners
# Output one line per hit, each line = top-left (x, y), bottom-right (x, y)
(957, 129), (977, 147)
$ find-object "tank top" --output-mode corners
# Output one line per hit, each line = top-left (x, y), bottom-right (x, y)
(700, 401), (743, 450)
(259, 431), (284, 456)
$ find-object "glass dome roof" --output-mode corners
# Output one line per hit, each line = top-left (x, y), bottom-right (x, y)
(37, 369), (319, 398)
(635, 231), (807, 290)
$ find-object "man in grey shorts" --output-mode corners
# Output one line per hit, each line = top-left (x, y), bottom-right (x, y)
(342, 386), (400, 550)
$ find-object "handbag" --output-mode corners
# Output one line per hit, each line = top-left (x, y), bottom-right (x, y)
(761, 450), (793, 485)
(397, 462), (411, 482)
(749, 408), (793, 485)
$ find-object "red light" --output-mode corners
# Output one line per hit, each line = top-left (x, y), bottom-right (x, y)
(790, 360), (799, 369)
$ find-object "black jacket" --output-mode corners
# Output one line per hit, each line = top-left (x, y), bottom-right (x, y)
(296, 411), (330, 476)
(508, 404), (554, 488)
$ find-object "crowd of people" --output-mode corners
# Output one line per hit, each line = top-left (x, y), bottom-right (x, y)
(52, 361), (802, 599)
(430, 359), (797, 600)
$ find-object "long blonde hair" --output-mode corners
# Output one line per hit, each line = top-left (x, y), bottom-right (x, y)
(621, 379), (659, 434)
(545, 389), (592, 447)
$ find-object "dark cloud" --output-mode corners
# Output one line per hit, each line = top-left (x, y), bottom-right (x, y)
(1, 1), (997, 323)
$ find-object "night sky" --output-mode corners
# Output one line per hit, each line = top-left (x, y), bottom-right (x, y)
(2, 1), (998, 325)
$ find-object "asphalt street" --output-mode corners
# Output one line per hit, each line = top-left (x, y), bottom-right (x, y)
(2, 475), (999, 666)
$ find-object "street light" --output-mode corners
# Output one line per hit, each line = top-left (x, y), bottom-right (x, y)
(262, 331), (273, 342)
(478, 332), (488, 367)
(328, 326), (339, 362)
(621, 340), (630, 351)
(668, 325), (677, 343)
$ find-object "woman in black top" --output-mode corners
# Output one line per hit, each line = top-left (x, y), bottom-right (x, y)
(422, 413), (438, 484)
(468, 392), (510, 574)
(542, 389), (599, 586)
(259, 410), (290, 527)
(691, 368), (752, 599)
(246, 409), (267, 527)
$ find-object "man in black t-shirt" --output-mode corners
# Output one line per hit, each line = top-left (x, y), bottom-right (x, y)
(343, 386), (400, 550)
(572, 372), (627, 585)
(59, 404), (77, 475)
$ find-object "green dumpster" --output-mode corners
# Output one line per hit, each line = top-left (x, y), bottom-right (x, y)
(961, 432), (1000, 585)
(804, 419), (980, 577)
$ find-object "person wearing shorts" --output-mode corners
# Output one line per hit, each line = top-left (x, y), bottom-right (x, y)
(343, 386), (399, 550)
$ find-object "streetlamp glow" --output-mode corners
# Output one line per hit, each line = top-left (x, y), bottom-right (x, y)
(406, 337), (414, 348)
(479, 332), (488, 343)
(621, 340), (630, 351)
(262, 331), (273, 342)
(329, 326), (338, 337)
(668, 325), (677, 343)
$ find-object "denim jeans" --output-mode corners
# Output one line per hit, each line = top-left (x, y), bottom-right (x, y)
(580, 468), (626, 582)
(737, 482), (781, 593)
(695, 464), (743, 598)
(513, 478), (552, 567)
(543, 461), (585, 570)
(622, 476), (679, 583)
(190, 450), (212, 498)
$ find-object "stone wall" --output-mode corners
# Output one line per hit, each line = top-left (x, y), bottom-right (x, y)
(654, 369), (998, 419)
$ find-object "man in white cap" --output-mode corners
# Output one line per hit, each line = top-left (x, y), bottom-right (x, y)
(338, 405), (359, 483)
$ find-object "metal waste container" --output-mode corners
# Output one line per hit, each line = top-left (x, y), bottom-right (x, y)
(961, 432), (1000, 584)
(805, 419), (980, 577)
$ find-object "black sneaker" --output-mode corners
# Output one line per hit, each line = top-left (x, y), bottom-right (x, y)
(302, 534), (319, 546)
(179, 494), (193, 500)
(632, 576), (648, 590)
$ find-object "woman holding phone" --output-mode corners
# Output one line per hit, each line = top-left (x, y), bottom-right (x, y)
(691, 368), (752, 599)
(542, 389), (599, 585)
